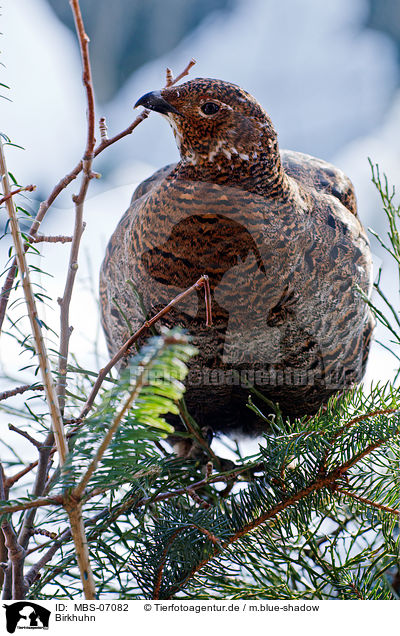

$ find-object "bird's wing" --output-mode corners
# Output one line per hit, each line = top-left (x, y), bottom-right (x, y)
(129, 163), (177, 203)
(281, 149), (357, 216)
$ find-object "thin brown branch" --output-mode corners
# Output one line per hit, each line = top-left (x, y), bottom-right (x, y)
(165, 68), (174, 87)
(0, 139), (68, 466)
(56, 0), (98, 601)
(134, 464), (251, 509)
(154, 529), (182, 599)
(0, 465), (7, 591)
(99, 117), (108, 141)
(56, 215), (87, 413)
(0, 482), (112, 518)
(56, 1), (96, 416)
(0, 185), (36, 205)
(166, 58), (196, 87)
(0, 464), (25, 599)
(24, 528), (70, 591)
(8, 425), (42, 450)
(187, 489), (212, 509)
(0, 58), (196, 334)
(0, 495), (63, 516)
(0, 384), (44, 402)
(32, 235), (73, 244)
(17, 441), (55, 551)
(63, 496), (94, 598)
(189, 523), (221, 546)
(70, 0), (95, 166)
(342, 407), (400, 430)
(153, 522), (220, 599)
(76, 274), (212, 422)
(0, 533), (6, 591)
(30, 528), (58, 540)
(0, 138), (66, 564)
(93, 110), (149, 155)
(0, 160), (81, 335)
(336, 487), (400, 516)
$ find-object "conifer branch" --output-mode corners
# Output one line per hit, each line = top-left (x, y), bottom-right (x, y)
(335, 488), (400, 517)
(161, 424), (400, 598)
(72, 333), (188, 500)
(154, 529), (182, 599)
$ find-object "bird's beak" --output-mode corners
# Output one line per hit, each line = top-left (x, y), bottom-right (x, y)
(134, 90), (182, 115)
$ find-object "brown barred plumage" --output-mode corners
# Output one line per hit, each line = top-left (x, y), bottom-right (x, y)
(99, 78), (374, 433)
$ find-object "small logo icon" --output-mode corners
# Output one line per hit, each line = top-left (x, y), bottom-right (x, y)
(3, 602), (50, 633)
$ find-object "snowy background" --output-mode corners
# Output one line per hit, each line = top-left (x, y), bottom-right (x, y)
(1, 0), (400, 451)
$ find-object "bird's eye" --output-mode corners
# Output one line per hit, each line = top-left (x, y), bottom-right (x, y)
(200, 102), (220, 115)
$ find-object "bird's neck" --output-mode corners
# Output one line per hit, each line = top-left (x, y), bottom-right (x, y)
(176, 135), (291, 200)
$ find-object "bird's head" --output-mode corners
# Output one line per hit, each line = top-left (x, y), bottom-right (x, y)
(134, 78), (279, 170)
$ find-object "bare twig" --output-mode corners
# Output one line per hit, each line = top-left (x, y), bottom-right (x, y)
(63, 494), (93, 598)
(70, 0), (96, 166)
(99, 117), (108, 141)
(0, 58), (196, 334)
(0, 495), (64, 516)
(32, 235), (73, 244)
(0, 185), (36, 205)
(0, 464), (25, 599)
(1, 138), (68, 574)
(76, 274), (212, 422)
(8, 425), (42, 450)
(187, 489), (212, 509)
(30, 529), (58, 539)
(53, 0), (98, 600)
(5, 462), (38, 490)
(56, 0), (95, 415)
(165, 58), (196, 87)
(0, 384), (44, 402)
(165, 68), (174, 87)
(17, 445), (55, 552)
(24, 528), (70, 591)
(0, 139), (68, 465)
